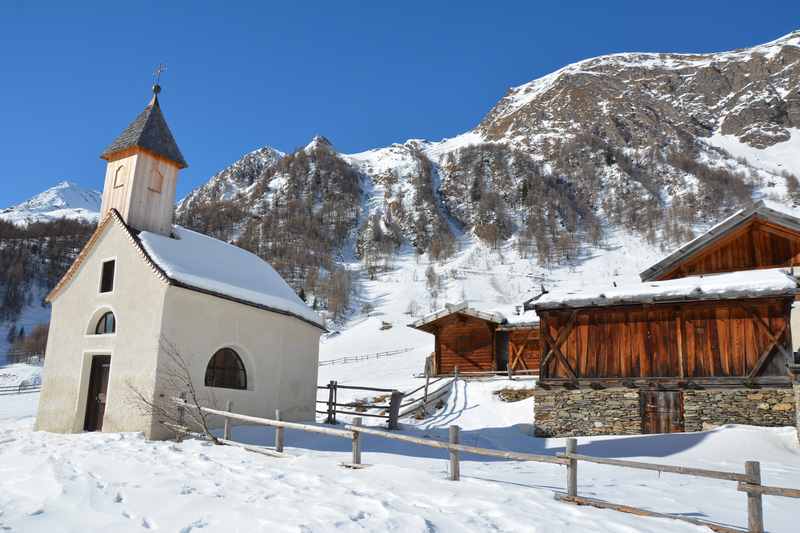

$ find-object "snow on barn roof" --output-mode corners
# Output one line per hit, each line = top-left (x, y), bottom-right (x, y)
(534, 269), (797, 310)
(640, 200), (800, 281)
(408, 302), (539, 331)
(408, 302), (506, 330)
(139, 226), (324, 329)
(496, 309), (539, 329)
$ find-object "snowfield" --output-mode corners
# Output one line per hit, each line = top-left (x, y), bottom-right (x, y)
(1, 379), (798, 532)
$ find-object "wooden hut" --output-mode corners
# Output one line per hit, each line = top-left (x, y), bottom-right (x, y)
(408, 302), (540, 376)
(532, 270), (798, 436)
(640, 200), (800, 282)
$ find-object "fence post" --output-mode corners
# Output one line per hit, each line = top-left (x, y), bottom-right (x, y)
(223, 400), (233, 440)
(326, 380), (337, 424)
(176, 392), (186, 443)
(388, 390), (403, 430)
(566, 437), (578, 498)
(454, 365), (459, 382)
(351, 416), (362, 466)
(449, 425), (460, 481)
(422, 372), (430, 416)
(275, 409), (284, 453)
(745, 461), (764, 533)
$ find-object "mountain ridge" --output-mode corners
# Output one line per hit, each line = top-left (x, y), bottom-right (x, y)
(0, 181), (101, 226)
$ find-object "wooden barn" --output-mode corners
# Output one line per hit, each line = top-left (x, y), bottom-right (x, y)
(533, 269), (799, 436)
(640, 200), (800, 281)
(408, 302), (540, 376)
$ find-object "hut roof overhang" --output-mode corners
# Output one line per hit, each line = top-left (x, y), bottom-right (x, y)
(640, 200), (800, 282)
(534, 269), (797, 311)
(407, 302), (505, 333)
(408, 302), (539, 332)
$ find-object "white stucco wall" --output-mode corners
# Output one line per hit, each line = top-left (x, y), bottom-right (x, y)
(35, 221), (168, 437)
(154, 286), (321, 439)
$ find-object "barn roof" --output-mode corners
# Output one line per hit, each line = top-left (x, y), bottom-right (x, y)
(534, 269), (797, 310)
(100, 95), (188, 169)
(408, 302), (506, 331)
(640, 200), (800, 281)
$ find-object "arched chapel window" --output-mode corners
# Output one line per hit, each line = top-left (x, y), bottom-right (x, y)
(149, 169), (164, 193)
(113, 165), (126, 188)
(94, 312), (116, 335)
(205, 348), (247, 390)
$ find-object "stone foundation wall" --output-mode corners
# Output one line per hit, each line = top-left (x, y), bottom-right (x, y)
(796, 384), (800, 443)
(533, 387), (641, 437)
(683, 388), (795, 432)
(534, 385), (800, 437)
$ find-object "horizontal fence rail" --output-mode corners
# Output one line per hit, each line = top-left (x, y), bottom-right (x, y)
(316, 381), (403, 428)
(0, 383), (42, 395)
(172, 398), (799, 533)
(319, 348), (413, 367)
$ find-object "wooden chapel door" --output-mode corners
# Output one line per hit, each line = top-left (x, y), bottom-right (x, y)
(84, 355), (111, 432)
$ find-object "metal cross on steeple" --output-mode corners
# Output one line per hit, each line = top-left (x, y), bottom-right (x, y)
(152, 63), (167, 96)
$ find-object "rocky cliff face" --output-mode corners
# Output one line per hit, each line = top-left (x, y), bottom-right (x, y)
(177, 31), (800, 322)
(479, 31), (800, 151)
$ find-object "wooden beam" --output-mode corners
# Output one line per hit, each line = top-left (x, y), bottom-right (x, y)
(542, 328), (578, 380)
(747, 336), (780, 380)
(557, 495), (743, 533)
(675, 309), (685, 379)
(741, 304), (792, 362)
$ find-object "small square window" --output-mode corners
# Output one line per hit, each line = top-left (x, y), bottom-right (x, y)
(100, 260), (115, 293)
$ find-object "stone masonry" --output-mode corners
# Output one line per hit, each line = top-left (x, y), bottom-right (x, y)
(683, 387), (796, 432)
(534, 385), (799, 437)
(533, 387), (641, 437)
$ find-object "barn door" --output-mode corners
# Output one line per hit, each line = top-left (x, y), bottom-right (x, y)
(640, 390), (684, 434)
(84, 355), (111, 432)
(495, 331), (509, 371)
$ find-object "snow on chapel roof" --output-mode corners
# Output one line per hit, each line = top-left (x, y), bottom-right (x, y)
(139, 226), (324, 328)
(535, 269), (797, 310)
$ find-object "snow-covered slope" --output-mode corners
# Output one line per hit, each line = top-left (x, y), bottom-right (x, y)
(2, 376), (798, 531)
(0, 181), (101, 225)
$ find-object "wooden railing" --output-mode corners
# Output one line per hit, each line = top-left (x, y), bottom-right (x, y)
(316, 381), (403, 429)
(172, 398), (799, 533)
(556, 439), (800, 533)
(318, 348), (413, 367)
(0, 383), (41, 396)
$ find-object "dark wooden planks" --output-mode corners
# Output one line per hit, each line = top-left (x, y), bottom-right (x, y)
(538, 297), (792, 382)
(658, 218), (800, 281)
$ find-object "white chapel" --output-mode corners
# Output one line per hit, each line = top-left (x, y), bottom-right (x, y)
(35, 84), (324, 439)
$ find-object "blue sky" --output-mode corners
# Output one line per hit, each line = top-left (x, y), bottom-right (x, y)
(1, 1), (798, 206)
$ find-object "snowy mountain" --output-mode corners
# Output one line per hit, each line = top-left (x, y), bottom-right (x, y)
(0, 181), (101, 225)
(177, 31), (800, 329)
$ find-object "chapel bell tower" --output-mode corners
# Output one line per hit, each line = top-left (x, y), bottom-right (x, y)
(99, 80), (187, 236)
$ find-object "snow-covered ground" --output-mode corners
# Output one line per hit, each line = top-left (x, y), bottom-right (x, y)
(2, 377), (799, 532)
(0, 362), (42, 388)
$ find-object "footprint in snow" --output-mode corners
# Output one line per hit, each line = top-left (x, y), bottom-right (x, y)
(113, 492), (124, 503)
(141, 517), (155, 529)
(180, 519), (208, 532)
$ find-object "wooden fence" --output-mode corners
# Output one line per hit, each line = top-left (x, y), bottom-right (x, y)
(319, 348), (413, 367)
(173, 398), (799, 533)
(0, 383), (41, 396)
(316, 381), (404, 429)
(316, 377), (457, 428)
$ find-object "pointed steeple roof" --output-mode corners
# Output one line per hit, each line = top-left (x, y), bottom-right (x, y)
(101, 91), (188, 169)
